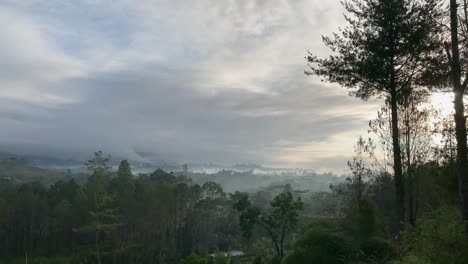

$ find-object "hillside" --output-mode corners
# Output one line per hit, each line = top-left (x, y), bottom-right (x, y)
(0, 159), (78, 185)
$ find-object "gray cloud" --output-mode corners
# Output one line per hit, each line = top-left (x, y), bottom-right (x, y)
(0, 0), (380, 172)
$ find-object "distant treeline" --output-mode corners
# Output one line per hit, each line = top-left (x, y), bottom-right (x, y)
(0, 152), (337, 264)
(0, 152), (244, 263)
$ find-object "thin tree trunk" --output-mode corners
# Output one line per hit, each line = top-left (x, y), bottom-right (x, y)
(390, 88), (405, 230)
(408, 184), (415, 226)
(280, 230), (285, 257)
(449, 0), (468, 232)
(273, 240), (280, 257)
(96, 231), (101, 264)
(454, 89), (468, 229)
(405, 106), (415, 227)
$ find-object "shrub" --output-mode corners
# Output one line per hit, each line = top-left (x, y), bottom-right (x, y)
(213, 252), (231, 264)
(182, 253), (207, 264)
(395, 205), (468, 264)
(358, 237), (395, 262)
(282, 226), (353, 264)
(252, 256), (263, 264)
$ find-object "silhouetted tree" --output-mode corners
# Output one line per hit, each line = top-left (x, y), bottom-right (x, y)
(445, 0), (468, 232)
(307, 0), (441, 230)
(234, 192), (303, 257)
(369, 93), (434, 226)
(81, 151), (119, 264)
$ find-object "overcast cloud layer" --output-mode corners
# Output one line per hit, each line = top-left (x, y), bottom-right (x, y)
(0, 0), (380, 172)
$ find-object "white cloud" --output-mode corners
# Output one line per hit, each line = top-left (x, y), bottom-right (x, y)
(0, 7), (85, 107)
(0, 0), (381, 172)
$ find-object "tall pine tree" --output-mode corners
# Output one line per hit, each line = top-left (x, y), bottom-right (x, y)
(307, 0), (441, 230)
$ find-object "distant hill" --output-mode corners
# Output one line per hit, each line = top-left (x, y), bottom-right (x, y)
(0, 151), (344, 193)
(0, 151), (80, 167)
(185, 169), (342, 193)
(259, 174), (341, 193)
(0, 159), (87, 185)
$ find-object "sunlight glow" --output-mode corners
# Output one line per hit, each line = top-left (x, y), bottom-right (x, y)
(430, 92), (453, 118)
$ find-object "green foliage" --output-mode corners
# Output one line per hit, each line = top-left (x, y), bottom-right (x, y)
(116, 160), (132, 178)
(182, 253), (207, 264)
(252, 256), (263, 264)
(0, 151), (244, 263)
(53, 199), (73, 223)
(282, 222), (353, 264)
(244, 237), (277, 262)
(394, 205), (468, 264)
(307, 0), (441, 99)
(353, 199), (381, 241)
(270, 256), (282, 264)
(202, 181), (226, 200)
(233, 195), (261, 239)
(0, 150), (465, 264)
(269, 192), (304, 233)
(307, 0), (443, 231)
(358, 237), (395, 263)
(283, 217), (394, 264)
(113, 160), (135, 197)
(213, 252), (231, 264)
(111, 160), (135, 215)
(234, 192), (303, 257)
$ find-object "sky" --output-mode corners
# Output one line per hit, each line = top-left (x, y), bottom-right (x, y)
(0, 0), (382, 172)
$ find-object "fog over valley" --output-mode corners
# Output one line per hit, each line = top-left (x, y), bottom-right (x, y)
(0, 0), (466, 263)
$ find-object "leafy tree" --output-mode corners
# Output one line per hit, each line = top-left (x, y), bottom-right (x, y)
(201, 181), (226, 200)
(80, 151), (120, 264)
(307, 0), (441, 230)
(233, 194), (260, 239)
(234, 192), (303, 257)
(434, 115), (457, 166)
(267, 192), (304, 257)
(0, 156), (249, 263)
(117, 160), (131, 178)
(332, 136), (374, 210)
(369, 93), (434, 226)
(444, 0), (468, 232)
(282, 222), (353, 264)
(111, 160), (135, 213)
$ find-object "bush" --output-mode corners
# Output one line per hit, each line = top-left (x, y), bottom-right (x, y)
(182, 253), (207, 264)
(213, 252), (231, 264)
(270, 256), (282, 264)
(252, 256), (263, 264)
(395, 205), (468, 264)
(282, 225), (353, 264)
(358, 237), (395, 262)
(345, 198), (383, 243)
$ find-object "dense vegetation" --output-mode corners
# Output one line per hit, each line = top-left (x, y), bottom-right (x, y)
(0, 152), (338, 264)
(3, 0), (468, 263)
(0, 153), (238, 263)
(0, 146), (464, 263)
